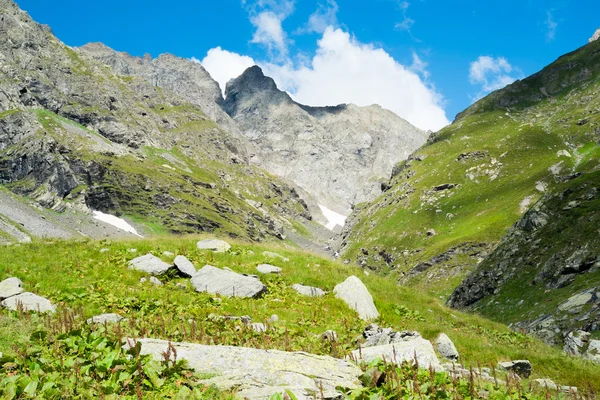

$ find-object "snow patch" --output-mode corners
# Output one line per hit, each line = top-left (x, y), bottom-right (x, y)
(92, 211), (143, 237)
(318, 204), (347, 231)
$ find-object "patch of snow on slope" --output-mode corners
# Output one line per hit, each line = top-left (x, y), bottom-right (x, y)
(93, 211), (143, 237)
(318, 204), (347, 231)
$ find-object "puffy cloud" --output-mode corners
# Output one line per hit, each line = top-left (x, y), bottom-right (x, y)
(469, 56), (522, 99)
(197, 47), (255, 95)
(245, 0), (295, 59)
(297, 0), (339, 34)
(201, 27), (449, 131)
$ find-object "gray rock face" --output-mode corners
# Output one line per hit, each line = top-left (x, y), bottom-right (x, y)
(256, 264), (282, 274)
(124, 338), (361, 399)
(191, 265), (266, 298)
(223, 66), (428, 215)
(351, 337), (442, 371)
(0, 277), (23, 300)
(292, 284), (326, 297)
(498, 360), (532, 378)
(435, 333), (459, 362)
(1, 292), (55, 313)
(590, 28), (600, 43)
(334, 276), (379, 320)
(173, 255), (196, 277)
(128, 254), (172, 275)
(87, 313), (124, 324)
(564, 330), (591, 356)
(196, 239), (231, 253)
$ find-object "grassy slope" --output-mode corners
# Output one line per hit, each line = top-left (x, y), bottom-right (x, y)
(341, 38), (600, 297)
(1, 237), (600, 392)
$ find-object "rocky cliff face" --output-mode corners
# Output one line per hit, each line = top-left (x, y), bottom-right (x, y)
(223, 66), (428, 215)
(590, 28), (600, 43)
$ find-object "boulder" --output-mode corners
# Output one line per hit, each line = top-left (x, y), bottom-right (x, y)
(87, 313), (124, 324)
(191, 265), (266, 298)
(498, 360), (532, 378)
(149, 277), (163, 286)
(123, 338), (361, 399)
(262, 251), (290, 262)
(563, 330), (591, 355)
(0, 277), (23, 300)
(333, 276), (379, 320)
(256, 264), (282, 274)
(435, 333), (459, 362)
(174, 255), (196, 277)
(128, 254), (172, 275)
(586, 340), (600, 364)
(322, 330), (338, 342)
(351, 337), (442, 371)
(292, 284), (326, 297)
(196, 239), (231, 253)
(1, 292), (55, 313)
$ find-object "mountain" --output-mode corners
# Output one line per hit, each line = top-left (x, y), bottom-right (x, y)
(0, 0), (311, 242)
(223, 66), (428, 215)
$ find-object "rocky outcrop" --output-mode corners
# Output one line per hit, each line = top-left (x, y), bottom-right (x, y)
(334, 276), (379, 320)
(590, 28), (600, 43)
(223, 66), (428, 215)
(124, 338), (362, 399)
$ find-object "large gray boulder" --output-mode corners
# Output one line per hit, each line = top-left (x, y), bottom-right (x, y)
(191, 265), (266, 298)
(334, 276), (379, 320)
(0, 277), (23, 300)
(1, 292), (55, 313)
(124, 338), (361, 399)
(174, 255), (196, 277)
(351, 337), (442, 371)
(196, 239), (231, 253)
(128, 254), (172, 275)
(292, 284), (326, 297)
(435, 333), (459, 362)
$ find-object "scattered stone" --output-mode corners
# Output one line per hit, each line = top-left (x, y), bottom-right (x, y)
(269, 314), (279, 323)
(251, 323), (266, 333)
(426, 229), (436, 237)
(534, 379), (558, 390)
(196, 239), (231, 253)
(123, 338), (361, 399)
(140, 277), (147, 283)
(563, 330), (591, 355)
(556, 150), (572, 158)
(175, 282), (188, 290)
(498, 360), (532, 378)
(163, 251), (175, 257)
(191, 265), (267, 298)
(149, 277), (163, 286)
(292, 284), (326, 297)
(99, 248), (110, 253)
(87, 313), (124, 324)
(333, 276), (379, 320)
(351, 337), (442, 371)
(174, 255), (196, 277)
(262, 251), (290, 262)
(322, 330), (338, 342)
(362, 324), (420, 347)
(0, 277), (23, 300)
(129, 248), (137, 253)
(256, 264), (282, 274)
(435, 333), (459, 362)
(1, 292), (55, 313)
(128, 254), (172, 275)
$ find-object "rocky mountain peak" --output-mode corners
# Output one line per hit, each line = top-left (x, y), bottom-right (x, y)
(590, 27), (600, 43)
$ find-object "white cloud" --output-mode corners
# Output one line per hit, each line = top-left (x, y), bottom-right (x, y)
(297, 0), (339, 34)
(201, 27), (449, 131)
(197, 47), (255, 95)
(410, 52), (429, 79)
(394, 1), (415, 34)
(545, 10), (558, 42)
(245, 0), (295, 59)
(469, 56), (522, 100)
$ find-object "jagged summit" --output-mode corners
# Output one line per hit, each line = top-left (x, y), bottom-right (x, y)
(590, 27), (600, 43)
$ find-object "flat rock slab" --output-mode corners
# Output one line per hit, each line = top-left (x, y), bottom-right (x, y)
(292, 284), (326, 297)
(191, 265), (266, 298)
(197, 239), (231, 253)
(124, 338), (361, 399)
(174, 255), (196, 277)
(1, 292), (55, 313)
(87, 313), (124, 324)
(351, 338), (442, 371)
(256, 264), (282, 274)
(0, 277), (23, 300)
(128, 254), (172, 275)
(334, 276), (379, 320)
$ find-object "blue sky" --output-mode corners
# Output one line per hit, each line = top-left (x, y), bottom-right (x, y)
(15, 0), (600, 131)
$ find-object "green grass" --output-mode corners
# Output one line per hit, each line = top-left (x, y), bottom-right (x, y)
(1, 237), (599, 394)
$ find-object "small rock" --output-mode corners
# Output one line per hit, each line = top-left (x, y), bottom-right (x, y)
(129, 248), (137, 253)
(175, 282), (188, 290)
(269, 314), (279, 323)
(149, 277), (163, 286)
(322, 330), (338, 342)
(498, 360), (532, 378)
(174, 255), (196, 277)
(251, 323), (266, 332)
(352, 337), (442, 371)
(1, 292), (55, 313)
(435, 333), (459, 362)
(292, 284), (326, 297)
(197, 239), (231, 253)
(333, 276), (379, 321)
(128, 254), (172, 275)
(426, 229), (436, 237)
(163, 251), (175, 257)
(262, 251), (290, 262)
(140, 277), (147, 283)
(87, 313), (124, 324)
(99, 248), (110, 253)
(256, 264), (282, 274)
(0, 277), (23, 300)
(534, 379), (558, 390)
